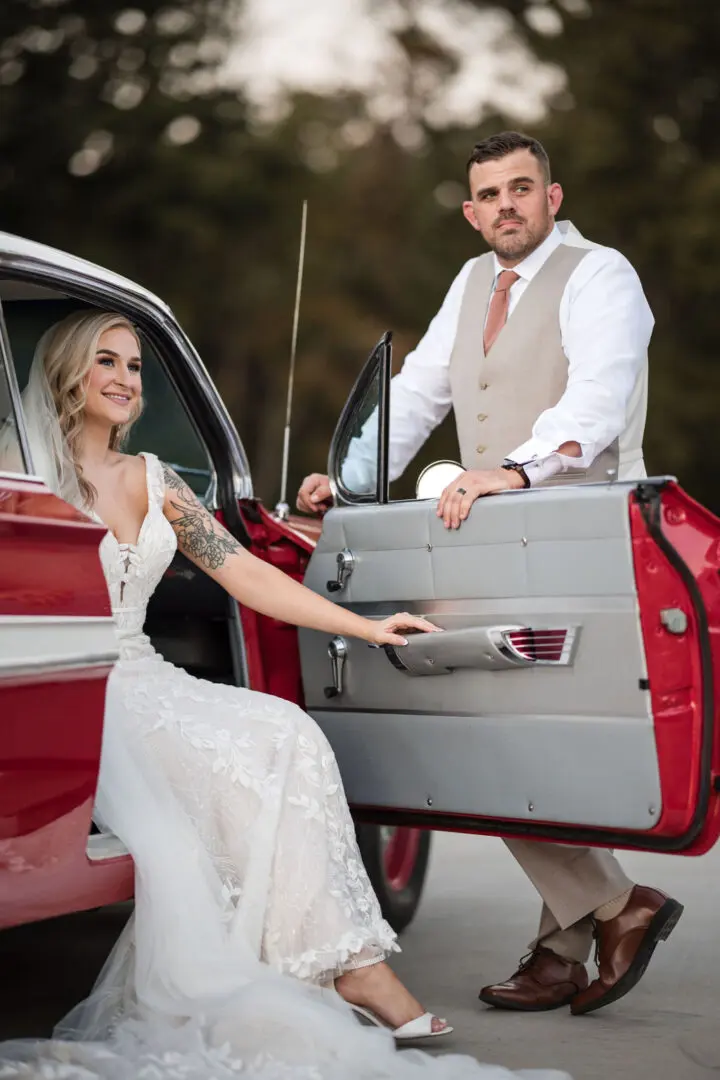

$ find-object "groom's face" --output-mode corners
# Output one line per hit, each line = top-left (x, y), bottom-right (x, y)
(463, 149), (563, 266)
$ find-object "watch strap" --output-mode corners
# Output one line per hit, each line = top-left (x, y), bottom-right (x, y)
(501, 462), (531, 488)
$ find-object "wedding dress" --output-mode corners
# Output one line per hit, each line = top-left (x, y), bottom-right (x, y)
(0, 450), (569, 1080)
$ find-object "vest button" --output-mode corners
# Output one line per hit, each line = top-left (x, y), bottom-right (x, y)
(476, 445), (487, 454)
(477, 413), (487, 422)
(479, 382), (489, 391)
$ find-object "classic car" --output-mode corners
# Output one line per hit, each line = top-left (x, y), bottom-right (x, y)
(1, 231), (720, 942)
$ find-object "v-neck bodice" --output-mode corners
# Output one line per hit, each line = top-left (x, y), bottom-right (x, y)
(96, 452), (177, 658)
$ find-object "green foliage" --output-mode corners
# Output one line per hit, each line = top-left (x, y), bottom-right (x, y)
(1, 0), (718, 510)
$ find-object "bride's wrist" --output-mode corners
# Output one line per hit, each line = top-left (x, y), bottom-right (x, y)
(353, 616), (379, 644)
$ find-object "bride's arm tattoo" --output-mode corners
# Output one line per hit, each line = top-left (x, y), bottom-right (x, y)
(162, 463), (241, 571)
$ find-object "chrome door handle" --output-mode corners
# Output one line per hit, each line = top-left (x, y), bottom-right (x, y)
(326, 548), (355, 593)
(324, 636), (348, 698)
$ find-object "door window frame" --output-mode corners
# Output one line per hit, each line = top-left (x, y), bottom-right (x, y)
(328, 331), (392, 507)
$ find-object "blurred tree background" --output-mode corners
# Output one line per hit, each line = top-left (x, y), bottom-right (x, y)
(0, 0), (718, 508)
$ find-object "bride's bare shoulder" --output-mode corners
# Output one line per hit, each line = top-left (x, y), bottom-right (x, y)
(111, 452), (148, 488)
(111, 450), (143, 467)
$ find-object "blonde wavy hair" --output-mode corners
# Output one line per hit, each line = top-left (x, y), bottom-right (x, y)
(36, 310), (144, 505)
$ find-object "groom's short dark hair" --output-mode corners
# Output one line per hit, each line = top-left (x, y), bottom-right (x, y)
(466, 131), (551, 184)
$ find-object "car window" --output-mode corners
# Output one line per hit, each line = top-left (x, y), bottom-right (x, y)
(123, 341), (211, 497)
(2, 296), (212, 497)
(0, 304), (27, 475)
(335, 368), (382, 500)
(330, 333), (391, 505)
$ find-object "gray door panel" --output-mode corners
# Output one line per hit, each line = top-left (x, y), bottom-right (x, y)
(299, 483), (662, 833)
(314, 710), (659, 831)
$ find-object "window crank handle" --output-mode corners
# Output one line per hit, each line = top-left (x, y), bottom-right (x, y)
(326, 549), (354, 593)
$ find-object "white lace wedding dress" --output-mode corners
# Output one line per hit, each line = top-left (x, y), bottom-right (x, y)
(0, 453), (568, 1080)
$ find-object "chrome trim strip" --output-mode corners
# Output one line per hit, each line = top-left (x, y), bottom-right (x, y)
(86, 832), (131, 862)
(0, 470), (45, 484)
(0, 614), (119, 674)
(0, 614), (115, 625)
(0, 653), (117, 677)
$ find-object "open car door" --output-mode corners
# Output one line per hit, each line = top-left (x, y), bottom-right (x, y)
(298, 335), (720, 856)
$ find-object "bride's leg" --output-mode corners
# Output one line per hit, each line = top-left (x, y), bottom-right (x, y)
(335, 961), (449, 1033)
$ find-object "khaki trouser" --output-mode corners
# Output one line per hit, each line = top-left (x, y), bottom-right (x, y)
(504, 839), (634, 963)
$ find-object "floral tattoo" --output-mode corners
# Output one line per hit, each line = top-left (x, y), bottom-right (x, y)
(162, 463), (241, 570)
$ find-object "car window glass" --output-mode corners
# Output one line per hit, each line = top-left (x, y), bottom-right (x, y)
(335, 364), (381, 501)
(123, 345), (210, 497)
(2, 296), (212, 497)
(0, 304), (26, 475)
(0, 369), (25, 475)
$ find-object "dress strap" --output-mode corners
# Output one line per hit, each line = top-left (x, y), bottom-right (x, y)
(139, 452), (166, 510)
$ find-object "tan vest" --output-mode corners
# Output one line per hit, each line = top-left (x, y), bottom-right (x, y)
(449, 243), (638, 486)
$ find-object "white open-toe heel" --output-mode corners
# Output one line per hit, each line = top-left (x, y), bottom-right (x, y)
(351, 1005), (453, 1042)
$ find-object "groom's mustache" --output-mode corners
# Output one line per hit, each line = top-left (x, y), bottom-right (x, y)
(494, 213), (525, 228)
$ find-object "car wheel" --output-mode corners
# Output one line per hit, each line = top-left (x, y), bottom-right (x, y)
(355, 824), (431, 934)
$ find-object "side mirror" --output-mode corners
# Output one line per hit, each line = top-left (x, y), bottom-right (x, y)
(415, 460), (464, 500)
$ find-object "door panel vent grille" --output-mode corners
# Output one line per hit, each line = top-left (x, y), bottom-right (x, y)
(501, 627), (579, 666)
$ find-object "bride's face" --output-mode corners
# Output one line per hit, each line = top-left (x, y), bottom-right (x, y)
(84, 326), (142, 428)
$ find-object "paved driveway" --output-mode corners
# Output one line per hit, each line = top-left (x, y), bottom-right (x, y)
(0, 833), (717, 1079)
(392, 833), (719, 1079)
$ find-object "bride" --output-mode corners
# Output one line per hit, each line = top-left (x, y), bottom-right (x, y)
(0, 310), (569, 1080)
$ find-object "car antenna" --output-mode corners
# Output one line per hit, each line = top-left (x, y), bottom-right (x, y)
(274, 199), (308, 522)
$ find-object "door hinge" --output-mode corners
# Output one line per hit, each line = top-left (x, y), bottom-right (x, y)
(638, 677), (650, 691)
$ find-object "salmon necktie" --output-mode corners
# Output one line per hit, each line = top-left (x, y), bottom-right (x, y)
(483, 269), (520, 353)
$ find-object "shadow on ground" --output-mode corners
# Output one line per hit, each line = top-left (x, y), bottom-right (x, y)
(0, 904), (131, 1038)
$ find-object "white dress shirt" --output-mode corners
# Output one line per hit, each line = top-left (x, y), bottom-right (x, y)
(341, 221), (654, 492)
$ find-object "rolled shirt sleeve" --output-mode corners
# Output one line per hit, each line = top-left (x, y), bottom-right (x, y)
(340, 260), (474, 492)
(506, 248), (654, 469)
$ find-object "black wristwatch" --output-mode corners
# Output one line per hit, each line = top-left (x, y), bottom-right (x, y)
(501, 462), (531, 489)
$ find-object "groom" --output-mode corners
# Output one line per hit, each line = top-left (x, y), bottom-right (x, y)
(297, 130), (683, 1015)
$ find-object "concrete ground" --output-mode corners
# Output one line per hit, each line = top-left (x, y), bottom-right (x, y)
(1, 833), (717, 1079)
(392, 834), (719, 1080)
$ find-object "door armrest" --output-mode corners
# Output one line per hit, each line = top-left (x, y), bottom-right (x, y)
(383, 624), (579, 675)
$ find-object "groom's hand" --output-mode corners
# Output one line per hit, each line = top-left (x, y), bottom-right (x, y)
(296, 473), (334, 515)
(437, 468), (525, 530)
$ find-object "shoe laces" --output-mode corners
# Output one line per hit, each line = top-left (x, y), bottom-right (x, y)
(515, 951), (536, 974)
(592, 917), (601, 968)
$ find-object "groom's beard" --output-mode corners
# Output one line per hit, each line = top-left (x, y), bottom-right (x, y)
(490, 211), (549, 262)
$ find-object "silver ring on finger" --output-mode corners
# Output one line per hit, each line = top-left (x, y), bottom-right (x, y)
(456, 487), (467, 495)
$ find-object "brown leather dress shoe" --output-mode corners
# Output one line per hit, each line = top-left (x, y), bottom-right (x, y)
(571, 885), (683, 1016)
(479, 947), (589, 1011)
